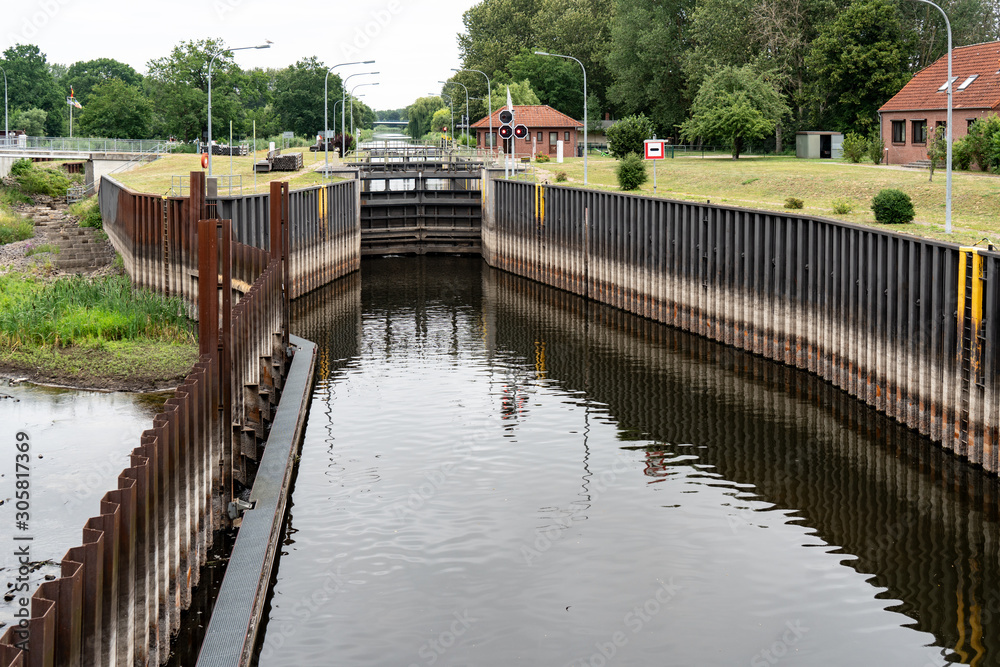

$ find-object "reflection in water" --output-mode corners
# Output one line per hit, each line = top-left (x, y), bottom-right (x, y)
(257, 256), (999, 666)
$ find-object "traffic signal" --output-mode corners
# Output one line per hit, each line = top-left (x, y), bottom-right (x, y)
(498, 124), (513, 139)
(499, 109), (514, 126)
(513, 124), (528, 139)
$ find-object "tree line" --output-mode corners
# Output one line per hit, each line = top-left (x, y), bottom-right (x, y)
(438, 0), (1000, 150)
(0, 40), (376, 141)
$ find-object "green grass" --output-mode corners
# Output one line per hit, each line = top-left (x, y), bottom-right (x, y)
(115, 149), (331, 196)
(24, 243), (59, 257)
(0, 207), (33, 245)
(0, 273), (193, 348)
(69, 196), (103, 229)
(537, 155), (1000, 245)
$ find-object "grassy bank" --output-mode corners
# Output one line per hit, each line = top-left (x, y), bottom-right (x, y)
(540, 155), (1000, 245)
(114, 149), (340, 196)
(0, 273), (198, 390)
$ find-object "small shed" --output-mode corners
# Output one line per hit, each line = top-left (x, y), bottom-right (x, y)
(796, 131), (843, 159)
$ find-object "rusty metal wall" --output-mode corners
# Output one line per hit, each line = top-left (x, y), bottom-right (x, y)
(1, 179), (304, 667)
(484, 180), (999, 474)
(216, 181), (361, 299)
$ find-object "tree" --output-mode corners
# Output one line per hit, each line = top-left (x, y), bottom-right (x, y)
(64, 58), (142, 102)
(272, 57), (342, 138)
(680, 65), (789, 159)
(606, 114), (655, 158)
(76, 78), (153, 139)
(508, 49), (585, 119)
(2, 44), (65, 135)
(805, 0), (911, 132)
(488, 80), (541, 112)
(407, 96), (446, 138)
(431, 108), (452, 134)
(457, 0), (540, 79)
(11, 108), (47, 135)
(534, 0), (614, 107)
(145, 39), (249, 141)
(608, 0), (694, 137)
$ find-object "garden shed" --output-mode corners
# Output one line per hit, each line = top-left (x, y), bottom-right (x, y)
(796, 131), (844, 159)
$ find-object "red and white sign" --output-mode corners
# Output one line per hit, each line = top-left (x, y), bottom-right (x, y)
(644, 139), (665, 160)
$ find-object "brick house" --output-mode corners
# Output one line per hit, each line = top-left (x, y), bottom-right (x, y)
(879, 41), (1000, 165)
(470, 105), (583, 159)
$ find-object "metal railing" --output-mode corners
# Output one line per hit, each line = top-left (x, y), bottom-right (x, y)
(2, 136), (177, 153)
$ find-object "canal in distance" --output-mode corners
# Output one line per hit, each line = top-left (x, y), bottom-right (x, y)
(255, 256), (1000, 666)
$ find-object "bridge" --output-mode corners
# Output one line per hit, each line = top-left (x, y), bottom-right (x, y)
(0, 137), (175, 192)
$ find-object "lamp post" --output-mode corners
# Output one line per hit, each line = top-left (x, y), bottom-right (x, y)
(208, 41), (271, 177)
(441, 80), (468, 149)
(535, 51), (587, 185)
(324, 60), (374, 178)
(0, 64), (7, 147)
(350, 83), (379, 150)
(908, 0), (952, 233)
(440, 92), (455, 150)
(342, 71), (378, 158)
(454, 68), (491, 156)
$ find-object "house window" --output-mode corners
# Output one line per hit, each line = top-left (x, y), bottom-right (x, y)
(549, 132), (558, 145)
(958, 75), (979, 91)
(912, 119), (927, 144)
(968, 118), (979, 130)
(537, 131), (543, 142)
(564, 131), (570, 142)
(891, 120), (905, 143)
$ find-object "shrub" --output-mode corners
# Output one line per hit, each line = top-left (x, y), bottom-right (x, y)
(535, 152), (550, 163)
(964, 114), (1000, 171)
(616, 152), (648, 191)
(332, 132), (355, 154)
(69, 197), (103, 229)
(606, 114), (655, 159)
(12, 161), (73, 197)
(832, 198), (854, 214)
(952, 137), (973, 170)
(555, 172), (568, 182)
(870, 188), (914, 224)
(784, 197), (804, 209)
(10, 158), (33, 178)
(841, 132), (866, 163)
(866, 130), (884, 164)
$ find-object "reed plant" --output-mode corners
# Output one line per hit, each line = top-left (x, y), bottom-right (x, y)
(0, 273), (192, 349)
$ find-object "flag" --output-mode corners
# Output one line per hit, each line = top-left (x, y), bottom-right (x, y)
(67, 87), (82, 109)
(506, 86), (513, 112)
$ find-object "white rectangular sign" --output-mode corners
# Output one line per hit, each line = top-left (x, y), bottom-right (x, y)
(644, 139), (665, 160)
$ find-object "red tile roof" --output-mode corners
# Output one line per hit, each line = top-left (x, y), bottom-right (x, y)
(879, 41), (1000, 112)
(470, 105), (583, 129)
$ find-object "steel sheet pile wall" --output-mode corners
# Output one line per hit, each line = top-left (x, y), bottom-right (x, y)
(0, 352), (225, 667)
(1, 178), (295, 667)
(484, 180), (999, 473)
(218, 180), (360, 299)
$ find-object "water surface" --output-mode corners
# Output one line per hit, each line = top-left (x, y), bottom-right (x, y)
(257, 257), (1000, 666)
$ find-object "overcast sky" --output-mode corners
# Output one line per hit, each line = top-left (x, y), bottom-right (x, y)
(5, 0), (481, 110)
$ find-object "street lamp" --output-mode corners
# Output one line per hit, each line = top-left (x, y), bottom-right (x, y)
(208, 41), (271, 177)
(342, 71), (378, 158)
(350, 83), (379, 150)
(0, 63), (7, 148)
(535, 51), (587, 185)
(454, 68), (492, 155)
(908, 0), (952, 233)
(440, 80), (468, 148)
(324, 60), (374, 178)
(440, 92), (455, 150)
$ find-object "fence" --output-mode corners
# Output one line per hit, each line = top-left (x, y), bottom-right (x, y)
(484, 180), (999, 474)
(0, 172), (297, 667)
(9, 137), (175, 154)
